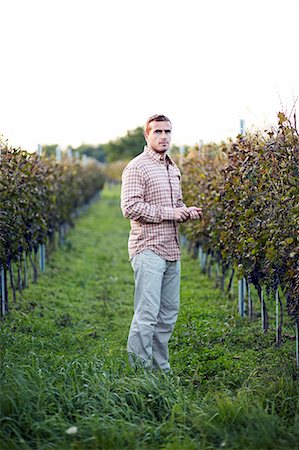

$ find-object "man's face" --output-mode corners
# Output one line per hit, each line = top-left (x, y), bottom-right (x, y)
(144, 120), (172, 153)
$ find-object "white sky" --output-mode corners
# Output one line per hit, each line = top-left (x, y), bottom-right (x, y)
(1, 0), (298, 151)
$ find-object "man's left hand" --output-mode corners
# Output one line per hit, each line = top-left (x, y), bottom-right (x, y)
(187, 206), (203, 220)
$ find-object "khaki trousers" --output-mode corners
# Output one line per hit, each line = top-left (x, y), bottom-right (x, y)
(128, 249), (180, 372)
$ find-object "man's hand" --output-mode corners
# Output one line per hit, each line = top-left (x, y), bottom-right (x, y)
(187, 206), (203, 220)
(174, 207), (190, 222)
(174, 206), (203, 222)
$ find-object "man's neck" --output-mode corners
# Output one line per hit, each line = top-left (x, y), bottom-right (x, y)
(147, 145), (167, 158)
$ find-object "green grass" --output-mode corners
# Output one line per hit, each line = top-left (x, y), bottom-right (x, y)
(0, 185), (298, 450)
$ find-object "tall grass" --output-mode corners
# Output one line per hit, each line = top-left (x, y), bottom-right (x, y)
(2, 358), (298, 449)
(0, 186), (298, 450)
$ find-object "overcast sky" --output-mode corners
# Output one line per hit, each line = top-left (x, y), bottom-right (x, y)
(1, 0), (298, 152)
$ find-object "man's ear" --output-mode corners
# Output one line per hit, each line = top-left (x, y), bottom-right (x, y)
(144, 131), (148, 141)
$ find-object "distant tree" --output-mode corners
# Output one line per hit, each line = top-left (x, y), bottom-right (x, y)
(103, 126), (146, 162)
(71, 144), (106, 163)
(42, 144), (58, 158)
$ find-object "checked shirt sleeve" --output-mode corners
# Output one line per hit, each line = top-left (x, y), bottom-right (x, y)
(121, 164), (174, 223)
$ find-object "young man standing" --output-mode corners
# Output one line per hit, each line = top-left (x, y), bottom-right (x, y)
(121, 114), (202, 372)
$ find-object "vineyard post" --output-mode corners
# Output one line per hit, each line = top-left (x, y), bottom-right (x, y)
(198, 247), (202, 269)
(37, 144), (43, 156)
(39, 244), (46, 272)
(275, 288), (279, 344)
(17, 254), (23, 292)
(56, 145), (62, 161)
(198, 247), (204, 271)
(8, 261), (16, 304)
(215, 261), (220, 283)
(243, 277), (247, 314)
(238, 278), (245, 316)
(67, 146), (73, 159)
(240, 119), (245, 135)
(247, 281), (252, 318)
(1, 266), (6, 316)
(197, 140), (204, 158)
(59, 225), (65, 246)
(201, 251), (207, 273)
(208, 255), (212, 278)
(180, 235), (187, 247)
(23, 254), (28, 288)
(261, 288), (265, 332)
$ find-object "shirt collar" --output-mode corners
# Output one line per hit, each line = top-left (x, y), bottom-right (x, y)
(144, 145), (174, 165)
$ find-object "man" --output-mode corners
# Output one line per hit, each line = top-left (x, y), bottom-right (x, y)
(121, 114), (202, 372)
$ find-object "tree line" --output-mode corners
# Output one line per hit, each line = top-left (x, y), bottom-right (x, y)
(42, 126), (182, 164)
(42, 127), (146, 163)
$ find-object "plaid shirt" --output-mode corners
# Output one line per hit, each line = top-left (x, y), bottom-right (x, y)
(121, 146), (185, 261)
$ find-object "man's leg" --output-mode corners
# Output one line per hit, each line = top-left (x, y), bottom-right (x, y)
(152, 259), (180, 372)
(127, 250), (166, 369)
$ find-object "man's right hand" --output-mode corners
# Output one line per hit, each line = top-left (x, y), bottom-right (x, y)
(174, 207), (190, 222)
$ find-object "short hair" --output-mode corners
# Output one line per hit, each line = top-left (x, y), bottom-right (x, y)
(144, 114), (172, 134)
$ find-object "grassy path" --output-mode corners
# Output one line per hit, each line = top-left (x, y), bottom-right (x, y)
(0, 186), (298, 450)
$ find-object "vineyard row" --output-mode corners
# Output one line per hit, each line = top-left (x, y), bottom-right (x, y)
(0, 139), (105, 316)
(181, 113), (298, 364)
